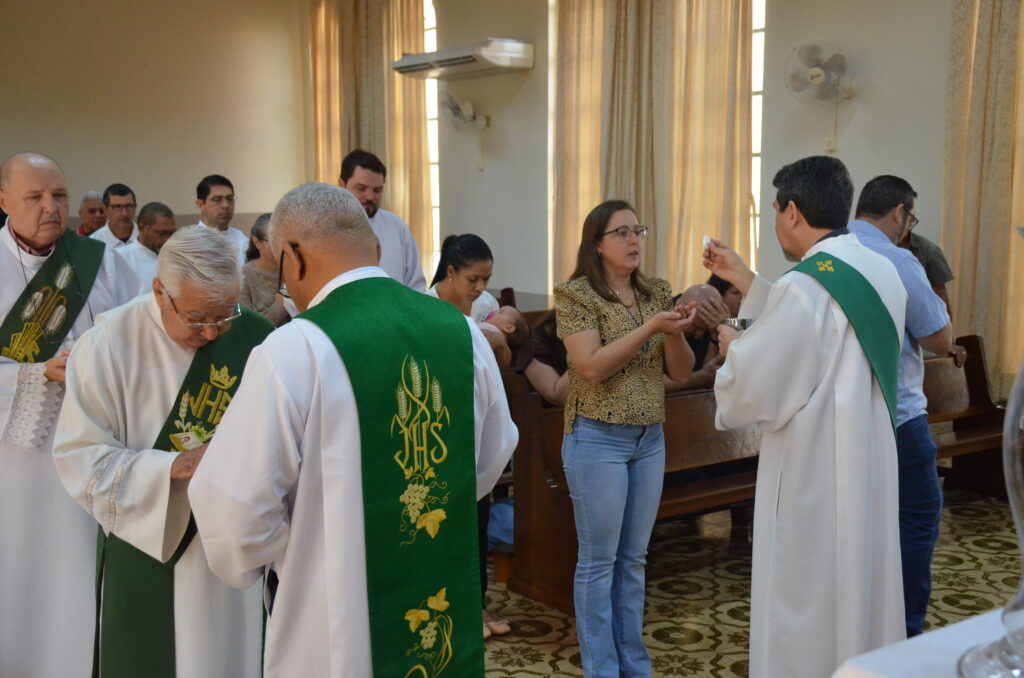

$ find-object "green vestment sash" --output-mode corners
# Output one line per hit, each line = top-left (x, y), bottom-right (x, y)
(93, 308), (273, 678)
(300, 276), (484, 678)
(792, 251), (900, 431)
(0, 229), (105, 363)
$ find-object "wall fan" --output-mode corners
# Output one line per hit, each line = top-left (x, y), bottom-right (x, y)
(441, 91), (487, 131)
(785, 43), (858, 104)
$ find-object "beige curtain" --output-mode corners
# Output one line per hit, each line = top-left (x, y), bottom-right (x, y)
(942, 0), (1024, 397)
(310, 0), (432, 275)
(552, 0), (752, 291)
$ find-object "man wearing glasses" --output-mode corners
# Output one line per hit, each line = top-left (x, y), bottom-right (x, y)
(90, 183), (139, 249)
(54, 226), (272, 678)
(848, 174), (959, 639)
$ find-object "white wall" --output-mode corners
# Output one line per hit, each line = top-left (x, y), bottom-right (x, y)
(0, 0), (312, 229)
(758, 0), (954, 279)
(435, 0), (550, 309)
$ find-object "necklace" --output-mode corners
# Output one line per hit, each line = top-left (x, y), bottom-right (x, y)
(613, 286), (649, 352)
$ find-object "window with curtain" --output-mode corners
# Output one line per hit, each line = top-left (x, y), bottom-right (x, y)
(551, 0), (753, 293)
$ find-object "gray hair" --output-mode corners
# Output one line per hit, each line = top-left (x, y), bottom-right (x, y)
(79, 190), (102, 205)
(157, 226), (240, 302)
(269, 182), (374, 249)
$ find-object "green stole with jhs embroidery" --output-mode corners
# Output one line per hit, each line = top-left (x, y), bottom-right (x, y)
(93, 308), (273, 678)
(0, 229), (104, 363)
(300, 276), (484, 677)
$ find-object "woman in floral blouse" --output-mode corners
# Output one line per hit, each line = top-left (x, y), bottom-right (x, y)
(555, 199), (696, 677)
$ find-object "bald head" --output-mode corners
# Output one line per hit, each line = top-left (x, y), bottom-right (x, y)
(0, 152), (69, 250)
(679, 284), (722, 307)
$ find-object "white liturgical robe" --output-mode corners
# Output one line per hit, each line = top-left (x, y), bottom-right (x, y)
(715, 233), (908, 678)
(0, 223), (138, 678)
(90, 221), (138, 249)
(53, 293), (263, 678)
(116, 240), (158, 295)
(369, 208), (426, 291)
(189, 267), (519, 677)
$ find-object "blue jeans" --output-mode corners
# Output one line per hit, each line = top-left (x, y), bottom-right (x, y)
(896, 414), (943, 636)
(562, 416), (665, 678)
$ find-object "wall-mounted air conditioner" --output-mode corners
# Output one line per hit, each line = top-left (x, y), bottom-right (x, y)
(391, 38), (534, 80)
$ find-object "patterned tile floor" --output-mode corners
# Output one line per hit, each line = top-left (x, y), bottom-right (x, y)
(483, 490), (1021, 677)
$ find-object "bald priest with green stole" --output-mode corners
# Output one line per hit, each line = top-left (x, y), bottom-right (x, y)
(0, 152), (140, 677)
(188, 183), (519, 677)
(54, 226), (273, 678)
(706, 156), (909, 678)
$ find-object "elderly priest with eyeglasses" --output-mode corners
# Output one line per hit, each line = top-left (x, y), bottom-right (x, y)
(0, 152), (139, 678)
(53, 225), (273, 678)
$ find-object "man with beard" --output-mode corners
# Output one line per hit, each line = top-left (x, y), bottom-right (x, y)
(338, 149), (426, 292)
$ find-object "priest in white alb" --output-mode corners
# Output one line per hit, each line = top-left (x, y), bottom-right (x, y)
(53, 226), (273, 678)
(0, 152), (139, 678)
(188, 183), (518, 677)
(705, 156), (908, 678)
(117, 201), (177, 295)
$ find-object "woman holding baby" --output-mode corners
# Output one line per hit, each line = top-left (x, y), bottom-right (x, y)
(556, 199), (697, 678)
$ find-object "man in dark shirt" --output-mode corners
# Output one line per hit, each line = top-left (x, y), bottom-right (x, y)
(901, 231), (954, 316)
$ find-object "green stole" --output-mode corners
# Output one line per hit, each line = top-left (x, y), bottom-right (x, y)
(0, 229), (105, 363)
(792, 251), (900, 431)
(300, 276), (484, 678)
(93, 309), (273, 678)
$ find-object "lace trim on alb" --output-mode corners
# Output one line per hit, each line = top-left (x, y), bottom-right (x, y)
(1, 363), (64, 450)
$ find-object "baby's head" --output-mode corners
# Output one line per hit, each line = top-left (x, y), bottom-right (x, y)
(484, 306), (530, 351)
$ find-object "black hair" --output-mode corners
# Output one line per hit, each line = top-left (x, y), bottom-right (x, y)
(340, 149), (387, 182)
(772, 155), (853, 230)
(196, 174), (234, 202)
(102, 183), (135, 206)
(706, 273), (736, 297)
(137, 202), (173, 226)
(430, 234), (493, 287)
(245, 213), (272, 262)
(855, 175), (917, 220)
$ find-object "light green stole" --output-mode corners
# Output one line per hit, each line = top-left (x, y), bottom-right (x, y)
(792, 251), (901, 431)
(300, 276), (484, 677)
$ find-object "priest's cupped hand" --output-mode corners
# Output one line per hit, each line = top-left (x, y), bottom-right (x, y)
(43, 350), (71, 383)
(170, 443), (209, 481)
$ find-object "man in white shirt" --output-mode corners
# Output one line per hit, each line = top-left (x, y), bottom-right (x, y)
(338, 149), (427, 291)
(90, 183), (138, 249)
(194, 174), (247, 269)
(118, 202), (177, 295)
(189, 183), (517, 677)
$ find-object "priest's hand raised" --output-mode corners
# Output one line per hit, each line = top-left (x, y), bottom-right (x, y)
(703, 239), (755, 295)
(170, 444), (209, 480)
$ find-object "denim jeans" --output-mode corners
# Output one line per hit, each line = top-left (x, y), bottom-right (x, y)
(896, 413), (943, 636)
(562, 416), (665, 678)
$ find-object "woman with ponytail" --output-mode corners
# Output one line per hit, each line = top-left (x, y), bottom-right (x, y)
(426, 233), (499, 323)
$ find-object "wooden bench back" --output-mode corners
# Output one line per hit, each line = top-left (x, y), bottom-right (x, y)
(923, 335), (999, 423)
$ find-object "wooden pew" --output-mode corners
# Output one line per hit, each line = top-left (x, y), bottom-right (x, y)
(504, 372), (759, 614)
(925, 334), (1006, 496)
(504, 334), (1003, 615)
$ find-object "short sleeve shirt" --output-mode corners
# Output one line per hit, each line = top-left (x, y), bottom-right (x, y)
(905, 232), (954, 287)
(554, 276), (673, 433)
(849, 220), (950, 424)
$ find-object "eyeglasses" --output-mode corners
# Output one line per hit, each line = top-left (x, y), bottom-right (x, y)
(108, 204), (136, 212)
(600, 225), (649, 242)
(276, 243), (299, 299)
(163, 288), (241, 330)
(905, 210), (919, 230)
